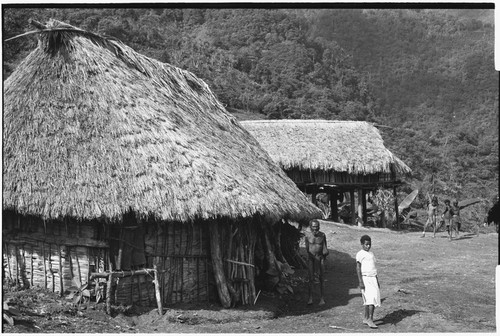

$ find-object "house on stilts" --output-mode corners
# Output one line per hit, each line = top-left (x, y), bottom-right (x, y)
(2, 20), (322, 312)
(241, 120), (412, 227)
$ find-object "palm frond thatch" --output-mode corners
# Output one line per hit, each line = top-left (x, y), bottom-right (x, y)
(3, 20), (322, 223)
(241, 120), (412, 176)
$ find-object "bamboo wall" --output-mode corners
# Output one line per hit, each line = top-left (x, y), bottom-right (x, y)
(3, 211), (253, 308)
(2, 211), (108, 294)
(143, 221), (214, 305)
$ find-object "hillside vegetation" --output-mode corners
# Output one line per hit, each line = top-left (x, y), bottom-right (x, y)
(3, 7), (498, 219)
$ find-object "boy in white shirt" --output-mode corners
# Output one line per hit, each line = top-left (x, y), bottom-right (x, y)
(356, 235), (380, 329)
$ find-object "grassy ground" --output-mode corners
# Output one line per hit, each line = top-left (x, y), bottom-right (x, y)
(3, 221), (497, 333)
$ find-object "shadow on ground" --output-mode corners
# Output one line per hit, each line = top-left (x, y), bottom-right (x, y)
(277, 248), (360, 317)
(375, 309), (424, 326)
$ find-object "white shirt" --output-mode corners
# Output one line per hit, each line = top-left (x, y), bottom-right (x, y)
(356, 249), (377, 276)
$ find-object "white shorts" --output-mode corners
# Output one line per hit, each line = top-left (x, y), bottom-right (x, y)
(361, 276), (381, 307)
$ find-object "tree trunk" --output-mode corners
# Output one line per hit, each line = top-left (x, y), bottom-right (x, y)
(208, 220), (232, 308)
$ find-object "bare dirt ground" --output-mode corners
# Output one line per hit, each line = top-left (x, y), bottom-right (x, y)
(3, 220), (497, 333)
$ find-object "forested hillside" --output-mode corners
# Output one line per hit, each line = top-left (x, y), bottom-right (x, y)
(3, 7), (498, 215)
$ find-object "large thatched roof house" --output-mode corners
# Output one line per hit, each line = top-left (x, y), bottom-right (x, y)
(3, 20), (321, 310)
(241, 120), (412, 225)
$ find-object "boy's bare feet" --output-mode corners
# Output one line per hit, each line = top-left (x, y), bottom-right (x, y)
(319, 299), (325, 305)
(307, 297), (313, 305)
(362, 318), (368, 325)
(367, 320), (378, 328)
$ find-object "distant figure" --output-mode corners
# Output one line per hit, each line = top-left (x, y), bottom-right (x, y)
(366, 197), (380, 227)
(486, 199), (499, 233)
(356, 235), (380, 329)
(305, 219), (329, 305)
(442, 199), (454, 240)
(451, 199), (462, 235)
(339, 205), (351, 224)
(421, 195), (439, 238)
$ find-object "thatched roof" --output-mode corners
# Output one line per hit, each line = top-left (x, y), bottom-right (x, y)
(241, 120), (412, 176)
(3, 20), (321, 223)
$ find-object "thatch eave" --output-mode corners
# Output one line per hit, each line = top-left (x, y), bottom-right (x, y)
(241, 120), (412, 177)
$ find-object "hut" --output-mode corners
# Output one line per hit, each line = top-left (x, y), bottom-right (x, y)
(241, 120), (412, 226)
(2, 20), (321, 311)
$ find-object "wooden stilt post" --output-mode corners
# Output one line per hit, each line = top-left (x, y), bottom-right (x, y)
(357, 189), (364, 227)
(42, 243), (47, 289)
(330, 191), (338, 222)
(350, 189), (356, 225)
(58, 245), (64, 296)
(362, 189), (367, 225)
(394, 186), (400, 229)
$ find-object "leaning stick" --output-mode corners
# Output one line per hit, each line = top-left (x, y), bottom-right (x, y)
(153, 265), (163, 315)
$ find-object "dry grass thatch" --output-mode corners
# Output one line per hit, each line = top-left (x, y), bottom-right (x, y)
(241, 120), (412, 176)
(3, 20), (321, 223)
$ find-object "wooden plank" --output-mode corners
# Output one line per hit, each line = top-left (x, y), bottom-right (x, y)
(90, 269), (155, 279)
(3, 232), (108, 248)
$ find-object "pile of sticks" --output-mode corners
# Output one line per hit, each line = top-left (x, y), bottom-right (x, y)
(224, 222), (257, 306)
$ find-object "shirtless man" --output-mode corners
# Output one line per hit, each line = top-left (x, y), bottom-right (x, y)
(421, 195), (439, 238)
(451, 199), (462, 237)
(305, 219), (329, 305)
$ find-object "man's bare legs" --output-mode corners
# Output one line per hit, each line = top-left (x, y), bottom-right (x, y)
(422, 217), (437, 238)
(308, 256), (326, 305)
(318, 258), (325, 305)
(307, 256), (315, 305)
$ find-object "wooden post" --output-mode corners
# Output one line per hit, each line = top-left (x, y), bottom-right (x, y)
(42, 243), (47, 289)
(153, 265), (163, 315)
(75, 249), (82, 288)
(106, 273), (113, 315)
(116, 228), (123, 271)
(330, 191), (338, 222)
(311, 192), (318, 206)
(362, 189), (367, 225)
(58, 245), (64, 296)
(394, 186), (400, 229)
(357, 189), (363, 227)
(14, 245), (19, 286)
(350, 189), (356, 225)
(208, 220), (232, 308)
